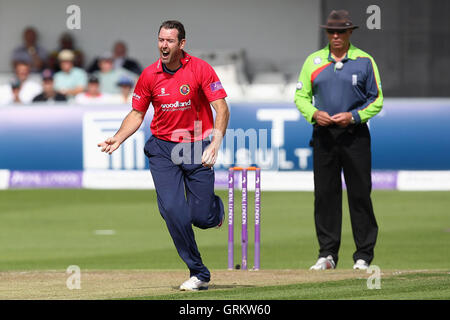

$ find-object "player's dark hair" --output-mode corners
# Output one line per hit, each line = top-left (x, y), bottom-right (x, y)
(159, 20), (186, 42)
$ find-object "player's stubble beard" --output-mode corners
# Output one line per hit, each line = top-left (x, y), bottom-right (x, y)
(160, 46), (183, 69)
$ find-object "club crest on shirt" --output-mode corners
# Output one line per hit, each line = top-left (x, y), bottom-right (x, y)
(180, 84), (190, 95)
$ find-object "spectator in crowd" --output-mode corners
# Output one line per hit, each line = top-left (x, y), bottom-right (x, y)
(112, 41), (142, 75)
(32, 69), (67, 103)
(11, 27), (48, 72)
(47, 32), (85, 72)
(94, 52), (136, 94)
(110, 75), (134, 104)
(0, 61), (42, 105)
(74, 75), (111, 104)
(53, 49), (87, 98)
(88, 41), (142, 75)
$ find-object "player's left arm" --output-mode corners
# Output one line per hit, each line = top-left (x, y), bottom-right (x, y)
(352, 57), (383, 124)
(202, 98), (230, 167)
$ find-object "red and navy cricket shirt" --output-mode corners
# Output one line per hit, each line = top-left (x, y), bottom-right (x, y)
(132, 51), (227, 142)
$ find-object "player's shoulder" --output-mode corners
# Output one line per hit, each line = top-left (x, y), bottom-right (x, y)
(135, 60), (161, 87)
(350, 45), (371, 57)
(187, 53), (213, 70)
(302, 46), (330, 70)
(140, 59), (160, 75)
(306, 46), (329, 62)
(349, 44), (376, 63)
(301, 46), (330, 71)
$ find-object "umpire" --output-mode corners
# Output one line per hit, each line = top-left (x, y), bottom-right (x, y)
(294, 10), (383, 270)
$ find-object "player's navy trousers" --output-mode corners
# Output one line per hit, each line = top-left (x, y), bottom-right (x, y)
(144, 135), (224, 282)
(311, 123), (378, 265)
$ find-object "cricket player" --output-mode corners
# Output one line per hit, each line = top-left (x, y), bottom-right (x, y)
(98, 20), (229, 291)
(295, 10), (383, 270)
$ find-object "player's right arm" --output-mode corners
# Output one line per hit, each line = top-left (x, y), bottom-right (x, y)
(98, 68), (152, 154)
(97, 109), (145, 154)
(294, 56), (317, 124)
(294, 56), (333, 126)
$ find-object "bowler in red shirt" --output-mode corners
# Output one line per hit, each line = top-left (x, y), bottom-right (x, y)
(98, 20), (230, 291)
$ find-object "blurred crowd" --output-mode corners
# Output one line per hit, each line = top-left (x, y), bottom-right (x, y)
(0, 27), (142, 106)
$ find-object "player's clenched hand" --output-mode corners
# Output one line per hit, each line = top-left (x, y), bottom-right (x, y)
(201, 142), (219, 168)
(313, 110), (334, 126)
(331, 112), (352, 128)
(97, 137), (122, 155)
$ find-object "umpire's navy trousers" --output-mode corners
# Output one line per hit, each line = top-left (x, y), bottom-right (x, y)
(144, 135), (224, 282)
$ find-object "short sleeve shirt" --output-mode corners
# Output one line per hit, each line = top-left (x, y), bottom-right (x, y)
(132, 52), (227, 142)
(53, 67), (88, 93)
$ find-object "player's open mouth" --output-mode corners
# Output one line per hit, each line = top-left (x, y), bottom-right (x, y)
(162, 52), (169, 58)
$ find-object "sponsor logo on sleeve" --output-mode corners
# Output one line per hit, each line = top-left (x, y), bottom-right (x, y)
(296, 81), (303, 90)
(210, 81), (224, 92)
(313, 57), (322, 65)
(132, 93), (141, 101)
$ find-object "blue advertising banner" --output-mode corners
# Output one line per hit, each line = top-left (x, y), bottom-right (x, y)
(0, 106), (84, 170)
(217, 99), (450, 170)
(0, 105), (152, 171)
(0, 99), (449, 171)
(370, 99), (450, 170)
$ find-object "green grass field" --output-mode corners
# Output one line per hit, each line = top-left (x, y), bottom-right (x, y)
(0, 189), (449, 299)
(136, 272), (450, 300)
